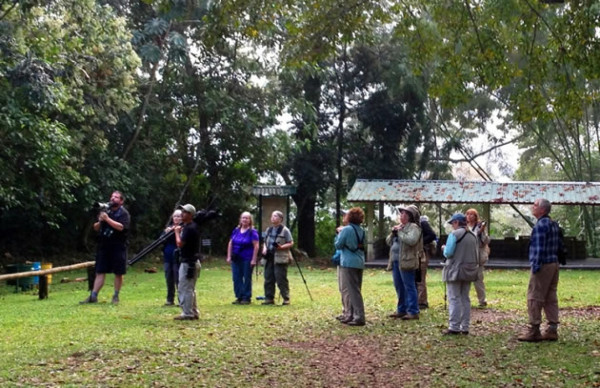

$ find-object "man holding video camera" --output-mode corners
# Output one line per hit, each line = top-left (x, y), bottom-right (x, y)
(81, 191), (130, 305)
(173, 204), (201, 320)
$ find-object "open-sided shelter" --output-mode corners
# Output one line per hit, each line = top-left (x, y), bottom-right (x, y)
(347, 179), (600, 261)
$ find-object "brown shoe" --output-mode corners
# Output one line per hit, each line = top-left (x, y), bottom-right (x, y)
(261, 300), (275, 305)
(401, 313), (419, 320)
(541, 328), (558, 341)
(388, 312), (407, 319)
(517, 325), (542, 342)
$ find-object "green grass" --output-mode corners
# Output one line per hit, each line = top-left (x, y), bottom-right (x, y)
(1, 259), (599, 387)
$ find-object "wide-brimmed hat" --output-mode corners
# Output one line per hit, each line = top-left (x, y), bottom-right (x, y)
(447, 213), (466, 224)
(398, 204), (420, 221)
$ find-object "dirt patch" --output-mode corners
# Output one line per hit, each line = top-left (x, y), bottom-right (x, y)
(272, 307), (599, 387)
(274, 336), (427, 387)
(561, 305), (600, 319)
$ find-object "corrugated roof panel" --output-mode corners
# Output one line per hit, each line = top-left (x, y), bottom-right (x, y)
(347, 179), (600, 205)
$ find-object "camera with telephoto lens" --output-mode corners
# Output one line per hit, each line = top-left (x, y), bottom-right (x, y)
(193, 209), (220, 225)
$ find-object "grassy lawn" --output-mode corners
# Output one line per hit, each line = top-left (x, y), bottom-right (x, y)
(0, 259), (599, 387)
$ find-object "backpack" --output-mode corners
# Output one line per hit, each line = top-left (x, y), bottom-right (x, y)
(553, 221), (567, 265)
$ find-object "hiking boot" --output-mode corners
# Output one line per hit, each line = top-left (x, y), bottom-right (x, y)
(346, 319), (365, 326)
(174, 315), (197, 321)
(442, 329), (461, 335)
(401, 313), (419, 320)
(541, 327), (558, 341)
(79, 295), (97, 304)
(517, 325), (542, 342)
(240, 300), (251, 305)
(419, 303), (429, 309)
(478, 301), (488, 308)
(261, 299), (275, 305)
(388, 312), (407, 319)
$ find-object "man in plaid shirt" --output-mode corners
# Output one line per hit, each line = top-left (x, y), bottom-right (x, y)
(518, 198), (562, 342)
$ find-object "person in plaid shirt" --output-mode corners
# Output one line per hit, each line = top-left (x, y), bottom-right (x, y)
(518, 198), (562, 342)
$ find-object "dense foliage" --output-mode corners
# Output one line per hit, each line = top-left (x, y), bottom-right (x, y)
(2, 0), (600, 261)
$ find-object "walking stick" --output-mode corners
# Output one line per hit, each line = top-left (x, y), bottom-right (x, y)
(290, 249), (313, 301)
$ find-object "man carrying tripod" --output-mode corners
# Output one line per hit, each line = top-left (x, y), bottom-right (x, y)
(173, 204), (201, 320)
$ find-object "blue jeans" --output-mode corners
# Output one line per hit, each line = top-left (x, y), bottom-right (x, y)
(164, 260), (179, 304)
(231, 259), (253, 301)
(392, 261), (419, 315)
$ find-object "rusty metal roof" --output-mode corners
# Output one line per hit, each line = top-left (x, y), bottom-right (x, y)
(347, 179), (600, 205)
(252, 185), (296, 197)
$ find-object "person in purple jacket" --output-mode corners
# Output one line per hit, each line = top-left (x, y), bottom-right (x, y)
(227, 211), (260, 305)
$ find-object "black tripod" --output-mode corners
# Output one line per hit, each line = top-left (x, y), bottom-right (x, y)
(290, 249), (313, 302)
(128, 230), (174, 266)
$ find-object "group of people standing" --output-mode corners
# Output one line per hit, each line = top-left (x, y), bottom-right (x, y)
(225, 210), (294, 306)
(81, 191), (562, 341)
(159, 209), (294, 315)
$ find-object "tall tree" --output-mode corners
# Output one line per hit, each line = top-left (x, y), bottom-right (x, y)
(393, 0), (600, 252)
(0, 0), (140, 255)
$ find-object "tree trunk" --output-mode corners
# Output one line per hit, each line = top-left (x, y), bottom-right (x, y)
(294, 193), (316, 257)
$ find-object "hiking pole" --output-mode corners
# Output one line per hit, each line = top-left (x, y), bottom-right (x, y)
(441, 254), (447, 310)
(443, 280), (447, 311)
(290, 249), (313, 301)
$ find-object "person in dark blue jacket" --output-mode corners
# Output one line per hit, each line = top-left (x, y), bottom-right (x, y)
(161, 209), (182, 306)
(419, 215), (438, 309)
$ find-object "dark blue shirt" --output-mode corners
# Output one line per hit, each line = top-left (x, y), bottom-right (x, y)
(180, 222), (200, 261)
(529, 215), (560, 273)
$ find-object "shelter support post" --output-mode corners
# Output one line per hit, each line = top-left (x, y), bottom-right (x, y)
(366, 203), (374, 261)
(483, 203), (491, 227)
(378, 202), (385, 240)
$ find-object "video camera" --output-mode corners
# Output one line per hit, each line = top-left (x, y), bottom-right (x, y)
(93, 201), (114, 213)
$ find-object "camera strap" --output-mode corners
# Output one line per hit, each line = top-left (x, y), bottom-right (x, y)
(347, 224), (365, 252)
(267, 225), (284, 243)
